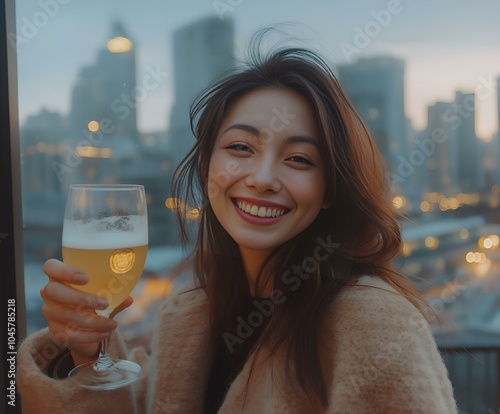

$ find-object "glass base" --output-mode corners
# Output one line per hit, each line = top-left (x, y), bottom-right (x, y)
(68, 359), (141, 390)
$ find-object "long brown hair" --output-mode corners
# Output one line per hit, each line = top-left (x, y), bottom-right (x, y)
(172, 37), (428, 409)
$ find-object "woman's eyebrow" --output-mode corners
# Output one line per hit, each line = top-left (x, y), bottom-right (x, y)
(223, 123), (259, 136)
(285, 135), (319, 149)
(222, 124), (319, 149)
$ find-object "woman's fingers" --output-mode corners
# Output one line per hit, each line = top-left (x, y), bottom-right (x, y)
(40, 258), (125, 360)
(43, 258), (88, 285)
(41, 301), (117, 333)
(47, 318), (104, 360)
(40, 260), (137, 360)
(47, 319), (112, 345)
(40, 281), (108, 311)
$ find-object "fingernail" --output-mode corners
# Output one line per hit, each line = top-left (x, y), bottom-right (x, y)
(96, 298), (108, 309)
(73, 273), (88, 283)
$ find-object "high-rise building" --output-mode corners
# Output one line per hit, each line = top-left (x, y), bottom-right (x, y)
(167, 16), (235, 169)
(487, 76), (500, 186)
(425, 92), (483, 196)
(426, 102), (460, 195)
(20, 108), (69, 261)
(454, 91), (483, 193)
(21, 108), (68, 194)
(70, 21), (137, 139)
(66, 21), (139, 185)
(338, 56), (408, 181)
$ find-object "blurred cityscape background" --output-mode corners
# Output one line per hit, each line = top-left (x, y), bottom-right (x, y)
(14, 1), (500, 412)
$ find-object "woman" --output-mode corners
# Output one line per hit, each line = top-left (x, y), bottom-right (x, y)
(18, 44), (458, 413)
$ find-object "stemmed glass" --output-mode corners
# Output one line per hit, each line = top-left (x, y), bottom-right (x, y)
(62, 184), (148, 390)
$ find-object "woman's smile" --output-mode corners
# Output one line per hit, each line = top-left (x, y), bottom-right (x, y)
(233, 197), (289, 218)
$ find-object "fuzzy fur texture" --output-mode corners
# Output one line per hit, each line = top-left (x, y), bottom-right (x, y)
(18, 275), (457, 413)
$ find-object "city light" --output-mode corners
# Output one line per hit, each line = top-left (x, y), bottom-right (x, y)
(75, 146), (113, 158)
(465, 251), (475, 263)
(466, 251), (488, 264)
(107, 36), (133, 53)
(186, 208), (201, 220)
(165, 197), (200, 220)
(478, 235), (500, 250)
(392, 196), (406, 209)
(422, 192), (483, 212)
(87, 120), (100, 132)
(165, 197), (177, 209)
(420, 200), (431, 212)
(459, 229), (469, 240)
(402, 242), (412, 256)
(424, 236), (439, 250)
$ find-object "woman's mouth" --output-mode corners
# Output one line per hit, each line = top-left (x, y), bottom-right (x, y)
(234, 199), (288, 218)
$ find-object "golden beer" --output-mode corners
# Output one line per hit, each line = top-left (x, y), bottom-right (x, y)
(63, 244), (148, 315)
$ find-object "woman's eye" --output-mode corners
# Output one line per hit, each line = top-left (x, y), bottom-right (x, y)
(226, 143), (252, 152)
(287, 155), (313, 165)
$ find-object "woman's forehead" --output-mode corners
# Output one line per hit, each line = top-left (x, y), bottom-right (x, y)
(219, 87), (318, 137)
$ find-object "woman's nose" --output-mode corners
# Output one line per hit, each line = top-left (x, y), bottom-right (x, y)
(244, 157), (282, 193)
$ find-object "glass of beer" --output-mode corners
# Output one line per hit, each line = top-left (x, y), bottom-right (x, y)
(62, 184), (148, 390)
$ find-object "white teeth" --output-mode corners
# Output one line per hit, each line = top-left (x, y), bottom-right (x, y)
(236, 201), (286, 218)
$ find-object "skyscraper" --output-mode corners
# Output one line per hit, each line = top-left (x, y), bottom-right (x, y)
(70, 21), (137, 140)
(487, 76), (500, 186)
(167, 16), (235, 169)
(66, 21), (138, 185)
(426, 101), (460, 195)
(454, 91), (483, 193)
(21, 108), (68, 194)
(338, 56), (408, 179)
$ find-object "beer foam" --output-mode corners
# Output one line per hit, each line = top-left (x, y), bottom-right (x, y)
(62, 215), (148, 249)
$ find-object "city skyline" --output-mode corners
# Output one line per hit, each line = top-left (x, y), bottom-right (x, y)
(20, 13), (497, 218)
(16, 18), (500, 145)
(14, 0), (500, 139)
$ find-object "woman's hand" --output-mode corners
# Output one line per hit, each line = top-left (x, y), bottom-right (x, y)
(39, 259), (133, 366)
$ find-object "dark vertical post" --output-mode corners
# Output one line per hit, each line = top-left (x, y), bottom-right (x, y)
(497, 348), (500, 411)
(0, 0), (26, 413)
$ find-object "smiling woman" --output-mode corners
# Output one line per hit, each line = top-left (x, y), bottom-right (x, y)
(176, 37), (457, 412)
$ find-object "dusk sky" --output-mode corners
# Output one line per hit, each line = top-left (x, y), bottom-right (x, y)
(13, 0), (500, 139)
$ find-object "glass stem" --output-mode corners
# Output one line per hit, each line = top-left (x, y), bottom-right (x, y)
(93, 336), (114, 372)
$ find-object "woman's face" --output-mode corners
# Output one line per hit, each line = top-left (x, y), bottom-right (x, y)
(208, 87), (327, 258)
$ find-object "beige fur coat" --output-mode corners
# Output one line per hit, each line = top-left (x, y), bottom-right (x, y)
(17, 275), (457, 413)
